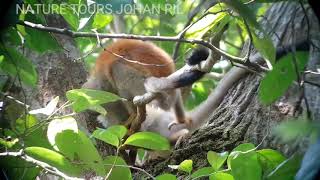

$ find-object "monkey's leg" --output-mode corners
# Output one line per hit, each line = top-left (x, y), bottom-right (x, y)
(168, 90), (193, 130)
(123, 106), (146, 165)
(124, 112), (137, 129)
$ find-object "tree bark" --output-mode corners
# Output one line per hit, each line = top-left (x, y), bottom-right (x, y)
(137, 2), (320, 177)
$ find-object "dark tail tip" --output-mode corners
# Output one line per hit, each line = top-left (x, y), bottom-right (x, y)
(187, 47), (209, 65)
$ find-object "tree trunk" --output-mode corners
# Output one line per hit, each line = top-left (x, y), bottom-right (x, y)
(138, 1), (320, 177)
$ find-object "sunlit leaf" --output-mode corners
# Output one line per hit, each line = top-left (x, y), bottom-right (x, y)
(15, 115), (38, 133)
(209, 172), (234, 180)
(88, 105), (107, 116)
(92, 128), (119, 147)
(47, 116), (78, 150)
(0, 138), (19, 148)
(186, 11), (230, 39)
(229, 143), (262, 180)
(57, 5), (79, 30)
(24, 147), (82, 176)
(191, 167), (215, 179)
(124, 132), (170, 150)
(156, 173), (177, 180)
(29, 96), (59, 115)
(78, 16), (92, 30)
(55, 130), (105, 176)
(207, 151), (229, 170)
(66, 88), (120, 112)
(178, 160), (193, 174)
(93, 13), (113, 29)
(107, 125), (127, 140)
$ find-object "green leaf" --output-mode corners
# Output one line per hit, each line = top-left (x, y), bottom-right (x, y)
(92, 128), (119, 147)
(124, 132), (170, 150)
(0, 45), (38, 86)
(57, 5), (79, 30)
(24, 147), (82, 176)
(55, 130), (105, 176)
(191, 167), (215, 179)
(0, 138), (19, 148)
(257, 149), (286, 175)
(23, 123), (52, 149)
(259, 51), (309, 104)
(78, 16), (93, 30)
(252, 32), (276, 66)
(229, 143), (262, 180)
(93, 13), (113, 29)
(207, 151), (229, 170)
(209, 172), (234, 180)
(178, 160), (193, 174)
(104, 156), (132, 180)
(0, 156), (40, 180)
(1, 27), (23, 46)
(266, 155), (302, 180)
(156, 173), (177, 180)
(186, 10), (230, 39)
(107, 125), (128, 140)
(89, 105), (107, 116)
(47, 116), (78, 149)
(15, 114), (38, 133)
(23, 13), (61, 53)
(225, 0), (260, 29)
(236, 19), (275, 66)
(66, 88), (120, 112)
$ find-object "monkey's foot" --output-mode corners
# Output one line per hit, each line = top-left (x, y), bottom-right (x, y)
(124, 113), (136, 128)
(125, 106), (146, 135)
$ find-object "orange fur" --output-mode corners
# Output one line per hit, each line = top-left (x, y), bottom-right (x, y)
(94, 39), (175, 79)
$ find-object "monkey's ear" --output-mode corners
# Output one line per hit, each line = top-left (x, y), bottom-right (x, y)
(187, 47), (209, 65)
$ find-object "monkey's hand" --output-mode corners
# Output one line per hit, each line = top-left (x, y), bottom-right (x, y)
(168, 117), (193, 130)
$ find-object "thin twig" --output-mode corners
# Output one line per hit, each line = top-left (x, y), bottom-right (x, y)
(103, 48), (173, 67)
(304, 70), (320, 75)
(103, 163), (155, 180)
(0, 91), (29, 108)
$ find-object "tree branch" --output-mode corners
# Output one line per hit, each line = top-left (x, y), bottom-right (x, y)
(17, 20), (245, 65)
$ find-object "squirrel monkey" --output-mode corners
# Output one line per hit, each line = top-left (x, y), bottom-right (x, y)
(83, 39), (194, 142)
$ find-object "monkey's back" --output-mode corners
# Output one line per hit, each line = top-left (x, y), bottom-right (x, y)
(95, 39), (175, 78)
